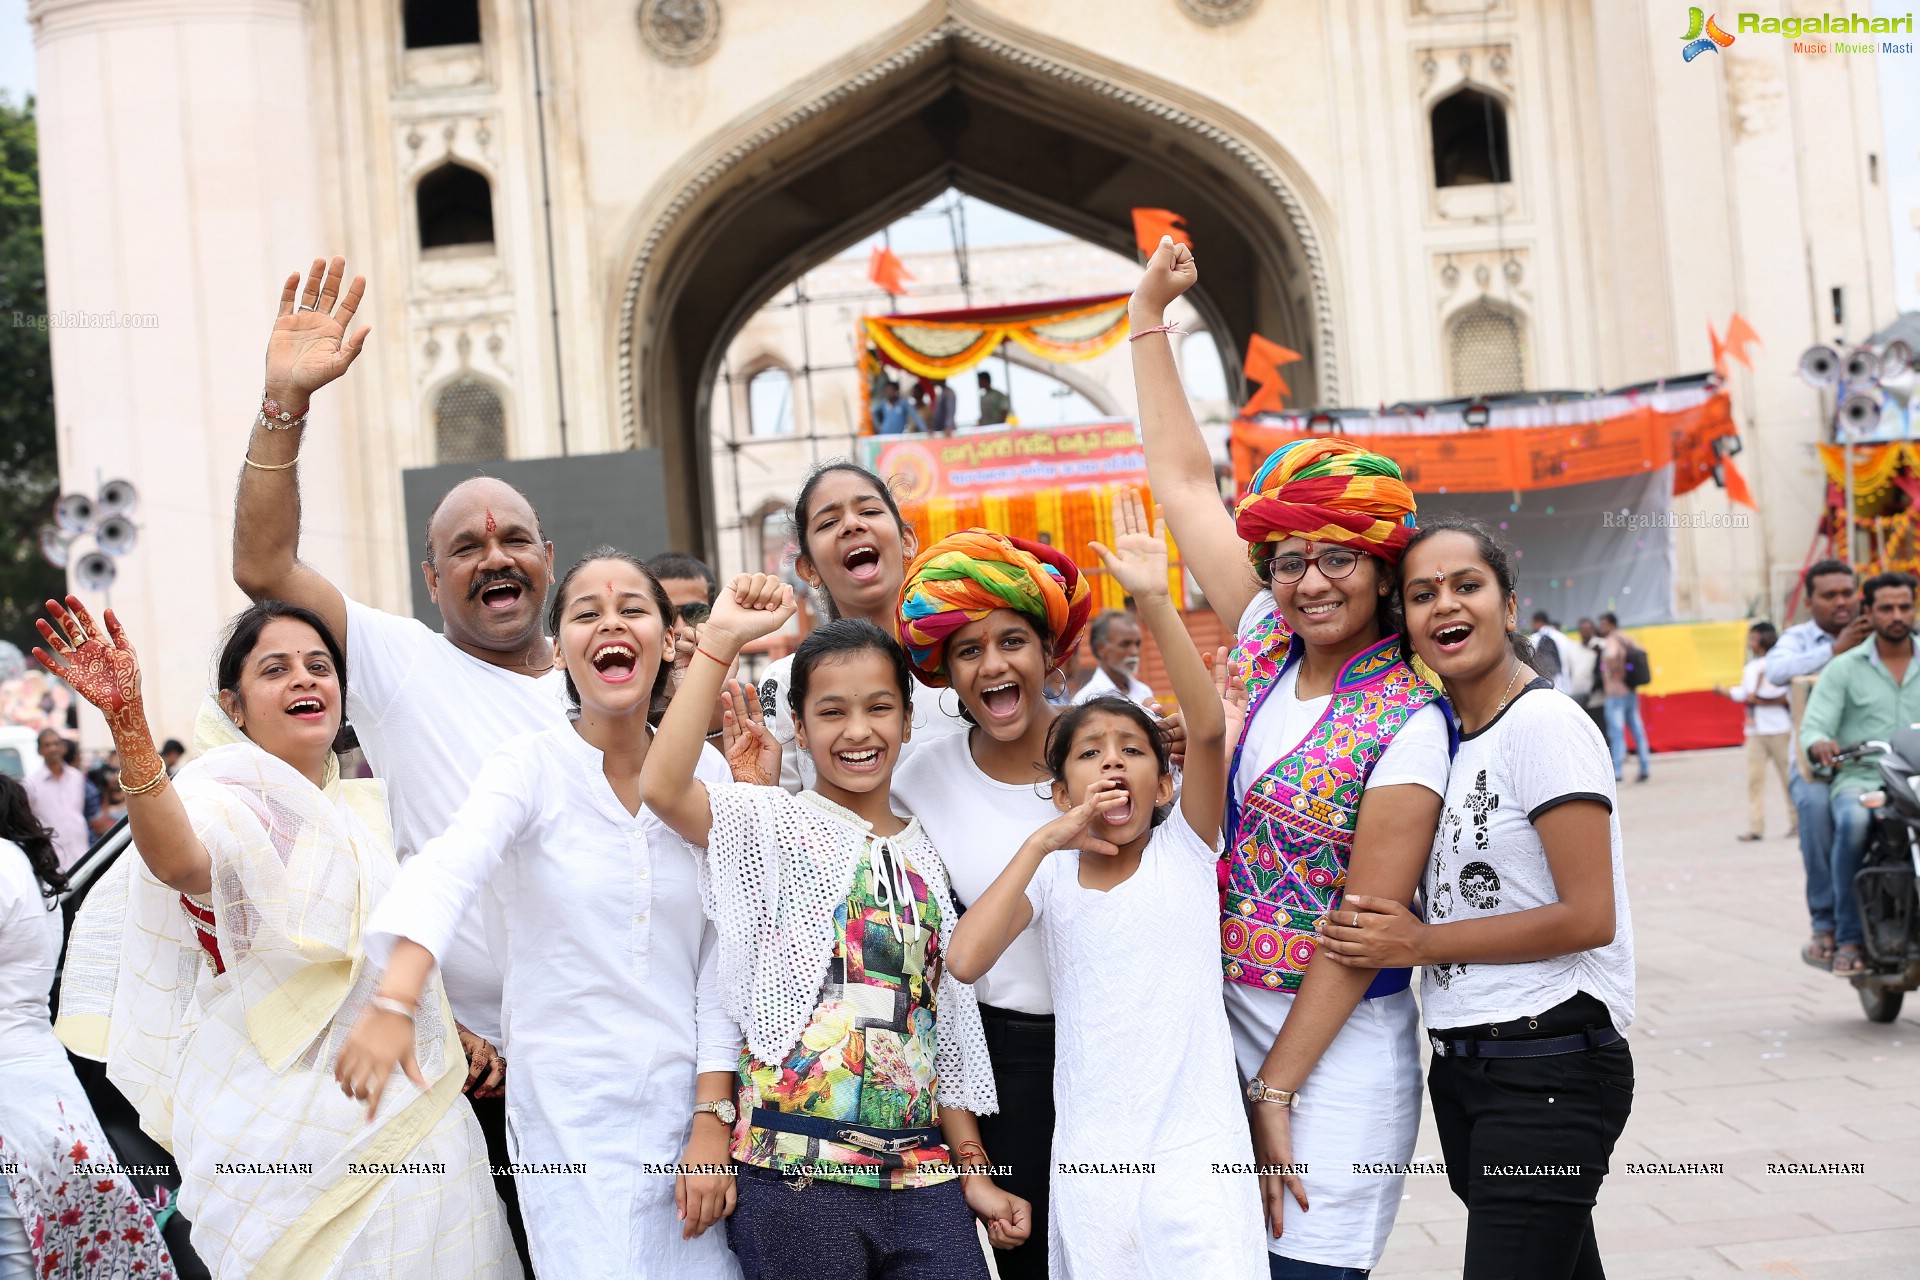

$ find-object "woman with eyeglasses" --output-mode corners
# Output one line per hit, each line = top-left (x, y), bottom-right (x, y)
(1129, 239), (1451, 1280)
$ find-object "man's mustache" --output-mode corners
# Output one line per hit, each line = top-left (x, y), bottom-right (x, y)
(468, 568), (536, 602)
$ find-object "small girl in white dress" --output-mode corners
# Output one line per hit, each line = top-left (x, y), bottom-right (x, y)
(947, 492), (1266, 1279)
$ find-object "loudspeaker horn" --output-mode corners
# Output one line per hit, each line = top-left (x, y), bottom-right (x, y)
(74, 550), (117, 592)
(1798, 345), (1841, 387)
(53, 492), (97, 534)
(1844, 347), (1881, 384)
(38, 525), (73, 569)
(1839, 392), (1884, 435)
(97, 478), (138, 518)
(1880, 339), (1914, 376)
(96, 515), (138, 557)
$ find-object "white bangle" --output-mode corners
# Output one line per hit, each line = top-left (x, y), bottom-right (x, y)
(368, 994), (415, 1019)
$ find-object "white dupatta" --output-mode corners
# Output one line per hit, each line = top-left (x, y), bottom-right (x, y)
(55, 698), (495, 1278)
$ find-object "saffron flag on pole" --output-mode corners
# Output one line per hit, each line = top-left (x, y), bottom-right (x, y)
(869, 246), (914, 296)
(1130, 208), (1192, 258)
(1709, 313), (1761, 377)
(1240, 334), (1303, 417)
(1721, 454), (1758, 510)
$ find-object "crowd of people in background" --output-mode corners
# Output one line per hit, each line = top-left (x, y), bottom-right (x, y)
(12, 236), (1912, 1280)
(869, 362), (1011, 436)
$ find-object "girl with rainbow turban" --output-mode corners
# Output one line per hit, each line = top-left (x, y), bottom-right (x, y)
(1129, 236), (1452, 1279)
(891, 528), (1091, 1280)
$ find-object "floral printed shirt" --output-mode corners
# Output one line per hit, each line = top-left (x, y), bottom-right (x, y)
(731, 840), (953, 1189)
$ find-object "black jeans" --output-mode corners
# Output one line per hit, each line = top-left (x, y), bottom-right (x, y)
(1427, 993), (1632, 1280)
(975, 1003), (1056, 1279)
(470, 1091), (534, 1275)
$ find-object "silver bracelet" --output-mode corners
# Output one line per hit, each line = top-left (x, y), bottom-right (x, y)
(368, 994), (415, 1018)
(258, 394), (309, 432)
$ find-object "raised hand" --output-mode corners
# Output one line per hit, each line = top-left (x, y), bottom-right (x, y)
(1088, 489), (1170, 602)
(34, 597), (143, 726)
(1208, 646), (1250, 746)
(1029, 778), (1133, 860)
(721, 678), (780, 786)
(1129, 234), (1199, 321)
(263, 257), (371, 407)
(704, 574), (797, 655)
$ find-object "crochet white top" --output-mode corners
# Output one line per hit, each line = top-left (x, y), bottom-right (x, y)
(697, 784), (998, 1115)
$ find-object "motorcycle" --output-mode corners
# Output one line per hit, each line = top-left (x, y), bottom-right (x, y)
(1822, 728), (1920, 1022)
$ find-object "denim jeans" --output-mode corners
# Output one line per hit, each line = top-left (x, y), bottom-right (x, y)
(1603, 693), (1650, 779)
(1789, 770), (1836, 935)
(1830, 787), (1875, 949)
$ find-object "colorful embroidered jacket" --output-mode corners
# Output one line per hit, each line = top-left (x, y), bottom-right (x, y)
(1222, 607), (1443, 996)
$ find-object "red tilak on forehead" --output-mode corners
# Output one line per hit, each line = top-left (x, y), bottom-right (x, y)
(484, 510), (496, 534)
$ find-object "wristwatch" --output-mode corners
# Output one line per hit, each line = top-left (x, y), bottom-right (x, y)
(693, 1099), (738, 1125)
(1245, 1077), (1301, 1109)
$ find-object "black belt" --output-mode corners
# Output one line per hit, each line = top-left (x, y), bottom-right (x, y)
(750, 1107), (941, 1156)
(1429, 1024), (1623, 1059)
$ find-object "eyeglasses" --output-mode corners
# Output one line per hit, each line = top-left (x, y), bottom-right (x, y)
(1262, 548), (1367, 585)
(674, 601), (712, 627)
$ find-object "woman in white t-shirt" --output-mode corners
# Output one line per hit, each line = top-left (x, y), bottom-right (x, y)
(892, 527), (1096, 1280)
(758, 461), (968, 791)
(1318, 519), (1635, 1280)
(1132, 237), (1450, 1277)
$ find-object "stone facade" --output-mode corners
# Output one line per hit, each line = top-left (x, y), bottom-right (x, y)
(29, 0), (1897, 739)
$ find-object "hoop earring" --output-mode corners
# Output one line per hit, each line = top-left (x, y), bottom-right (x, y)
(1043, 665), (1070, 702)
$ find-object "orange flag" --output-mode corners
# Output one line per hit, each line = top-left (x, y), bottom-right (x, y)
(1709, 312), (1761, 377)
(1721, 455), (1758, 510)
(1241, 333), (1303, 417)
(1130, 208), (1192, 258)
(868, 246), (913, 296)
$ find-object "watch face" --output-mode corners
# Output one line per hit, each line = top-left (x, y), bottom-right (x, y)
(1244, 1078), (1262, 1103)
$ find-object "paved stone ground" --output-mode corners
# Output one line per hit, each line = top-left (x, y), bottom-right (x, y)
(1375, 747), (1920, 1280)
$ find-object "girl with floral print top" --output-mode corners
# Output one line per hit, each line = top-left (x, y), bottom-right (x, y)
(643, 573), (1028, 1280)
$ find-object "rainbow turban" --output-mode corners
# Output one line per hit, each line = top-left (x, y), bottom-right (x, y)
(1234, 437), (1417, 566)
(898, 529), (1093, 687)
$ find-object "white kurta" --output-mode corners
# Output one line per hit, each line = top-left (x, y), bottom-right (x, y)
(365, 727), (741, 1280)
(1024, 809), (1266, 1279)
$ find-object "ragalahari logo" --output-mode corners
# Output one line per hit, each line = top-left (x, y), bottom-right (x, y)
(1681, 8), (1735, 60)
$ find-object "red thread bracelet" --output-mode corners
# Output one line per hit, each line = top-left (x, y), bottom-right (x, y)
(1127, 323), (1184, 341)
(695, 645), (731, 667)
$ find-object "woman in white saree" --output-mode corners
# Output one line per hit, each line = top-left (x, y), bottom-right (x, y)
(41, 594), (520, 1280)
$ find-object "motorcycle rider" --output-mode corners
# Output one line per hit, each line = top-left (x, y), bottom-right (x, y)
(1767, 561), (1869, 969)
(1803, 572), (1920, 978)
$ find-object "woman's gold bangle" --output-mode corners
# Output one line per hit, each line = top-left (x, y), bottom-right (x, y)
(244, 454), (299, 472)
(120, 765), (169, 796)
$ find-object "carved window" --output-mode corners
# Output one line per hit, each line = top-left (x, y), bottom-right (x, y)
(1431, 87), (1510, 187)
(417, 162), (495, 251)
(1448, 304), (1525, 397)
(434, 378), (506, 463)
(404, 1), (481, 49)
(748, 367), (795, 438)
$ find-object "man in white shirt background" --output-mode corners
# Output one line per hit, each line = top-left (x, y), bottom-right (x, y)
(1763, 560), (1869, 969)
(1528, 611), (1581, 696)
(1072, 608), (1156, 706)
(1719, 621), (1795, 844)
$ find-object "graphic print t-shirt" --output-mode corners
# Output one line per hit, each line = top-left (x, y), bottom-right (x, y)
(1420, 680), (1635, 1034)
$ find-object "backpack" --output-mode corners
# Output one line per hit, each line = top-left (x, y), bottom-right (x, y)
(1622, 638), (1652, 689)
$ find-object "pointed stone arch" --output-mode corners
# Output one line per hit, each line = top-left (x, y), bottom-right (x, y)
(614, 8), (1339, 554)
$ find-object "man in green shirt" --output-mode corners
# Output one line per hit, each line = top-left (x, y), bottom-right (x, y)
(1803, 571), (1918, 976)
(976, 370), (1011, 426)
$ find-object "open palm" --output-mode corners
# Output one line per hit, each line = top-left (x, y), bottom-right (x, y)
(1089, 489), (1170, 601)
(264, 257), (372, 399)
(33, 596), (142, 719)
